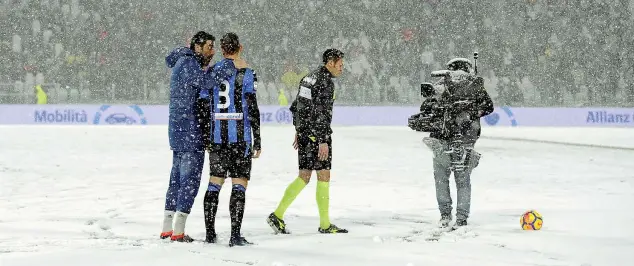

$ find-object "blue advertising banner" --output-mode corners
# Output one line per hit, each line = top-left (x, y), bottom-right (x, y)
(1, 105), (633, 127)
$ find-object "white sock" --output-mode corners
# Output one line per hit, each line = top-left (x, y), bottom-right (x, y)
(162, 210), (175, 233)
(173, 211), (189, 236)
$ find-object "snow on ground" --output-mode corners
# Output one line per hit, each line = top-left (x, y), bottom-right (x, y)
(482, 127), (634, 149)
(0, 125), (633, 266)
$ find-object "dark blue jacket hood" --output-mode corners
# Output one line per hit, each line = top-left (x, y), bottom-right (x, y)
(166, 47), (197, 68)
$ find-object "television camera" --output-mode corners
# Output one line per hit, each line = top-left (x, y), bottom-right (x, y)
(408, 52), (482, 171)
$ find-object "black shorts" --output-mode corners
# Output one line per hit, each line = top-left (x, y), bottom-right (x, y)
(208, 143), (252, 180)
(297, 136), (332, 171)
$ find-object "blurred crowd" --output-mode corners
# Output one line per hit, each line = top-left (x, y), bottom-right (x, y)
(1, 0), (633, 107)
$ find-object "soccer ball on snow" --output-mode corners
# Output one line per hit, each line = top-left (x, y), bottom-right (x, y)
(520, 210), (543, 230)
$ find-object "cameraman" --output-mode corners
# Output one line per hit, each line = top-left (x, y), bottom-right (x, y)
(410, 58), (493, 228)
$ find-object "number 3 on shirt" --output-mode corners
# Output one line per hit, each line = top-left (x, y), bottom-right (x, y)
(217, 80), (231, 109)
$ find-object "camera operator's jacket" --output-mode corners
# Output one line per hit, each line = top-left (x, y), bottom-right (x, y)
(428, 71), (494, 144)
(289, 66), (335, 143)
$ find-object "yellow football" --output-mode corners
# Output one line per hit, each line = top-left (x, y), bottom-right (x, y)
(520, 210), (543, 230)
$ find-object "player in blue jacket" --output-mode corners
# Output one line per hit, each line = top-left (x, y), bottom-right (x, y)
(201, 33), (261, 247)
(161, 31), (236, 242)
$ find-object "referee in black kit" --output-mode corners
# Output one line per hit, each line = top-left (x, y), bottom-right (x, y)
(267, 49), (348, 234)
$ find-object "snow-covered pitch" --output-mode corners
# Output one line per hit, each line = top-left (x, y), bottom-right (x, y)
(1, 125), (633, 266)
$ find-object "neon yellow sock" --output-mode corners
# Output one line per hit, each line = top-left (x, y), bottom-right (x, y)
(274, 177), (307, 219)
(316, 181), (330, 229)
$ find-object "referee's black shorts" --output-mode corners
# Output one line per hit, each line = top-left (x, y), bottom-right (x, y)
(297, 135), (332, 171)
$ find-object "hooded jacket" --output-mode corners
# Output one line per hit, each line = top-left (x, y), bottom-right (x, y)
(166, 47), (237, 151)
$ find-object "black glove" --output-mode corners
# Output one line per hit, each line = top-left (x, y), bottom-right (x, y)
(408, 113), (424, 131)
(408, 112), (438, 132)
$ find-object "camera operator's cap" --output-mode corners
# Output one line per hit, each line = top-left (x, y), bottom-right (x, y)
(446, 58), (473, 72)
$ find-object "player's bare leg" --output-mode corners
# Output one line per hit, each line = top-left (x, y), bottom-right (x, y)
(298, 169), (313, 183)
(267, 170), (311, 234)
(229, 177), (252, 246)
(203, 176), (225, 243)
